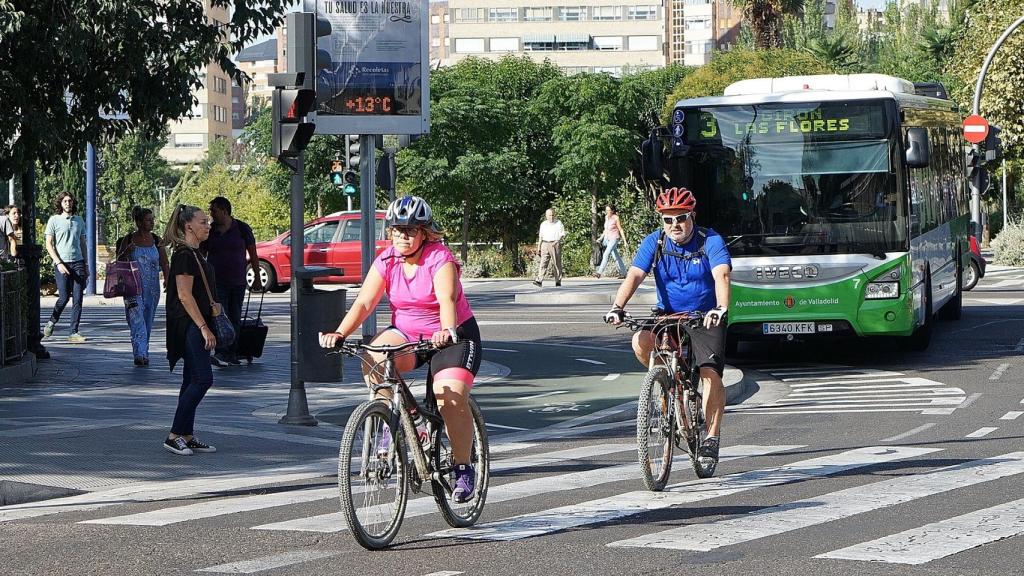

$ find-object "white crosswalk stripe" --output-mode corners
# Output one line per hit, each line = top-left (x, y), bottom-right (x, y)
(819, 497), (1024, 564)
(427, 446), (936, 542)
(729, 367), (966, 415)
(608, 451), (1024, 551)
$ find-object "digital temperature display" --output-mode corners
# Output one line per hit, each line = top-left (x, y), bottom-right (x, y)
(344, 95), (395, 114)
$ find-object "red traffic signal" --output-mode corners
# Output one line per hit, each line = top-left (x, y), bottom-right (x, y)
(272, 87), (317, 160)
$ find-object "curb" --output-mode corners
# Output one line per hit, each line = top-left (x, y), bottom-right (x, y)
(0, 352), (37, 385)
(514, 291), (658, 305)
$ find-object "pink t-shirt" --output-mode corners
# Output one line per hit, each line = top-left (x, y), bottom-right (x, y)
(372, 241), (474, 340)
(604, 214), (621, 240)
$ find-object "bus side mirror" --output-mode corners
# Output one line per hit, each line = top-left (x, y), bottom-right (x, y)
(641, 129), (665, 183)
(905, 127), (930, 168)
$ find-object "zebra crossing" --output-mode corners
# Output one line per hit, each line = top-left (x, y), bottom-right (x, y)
(5, 439), (1024, 573)
(727, 365), (968, 415)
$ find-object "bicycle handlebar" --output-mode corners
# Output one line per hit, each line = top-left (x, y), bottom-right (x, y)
(619, 312), (706, 332)
(330, 339), (437, 357)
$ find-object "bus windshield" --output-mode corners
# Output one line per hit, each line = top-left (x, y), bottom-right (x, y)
(668, 100), (908, 257)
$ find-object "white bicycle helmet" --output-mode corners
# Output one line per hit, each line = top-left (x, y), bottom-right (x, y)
(385, 195), (438, 230)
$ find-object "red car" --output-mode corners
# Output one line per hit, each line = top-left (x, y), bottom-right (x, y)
(246, 210), (388, 291)
(963, 235), (987, 291)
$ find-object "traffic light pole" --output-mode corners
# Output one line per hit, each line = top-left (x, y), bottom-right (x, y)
(359, 134), (378, 342)
(970, 14), (1024, 243)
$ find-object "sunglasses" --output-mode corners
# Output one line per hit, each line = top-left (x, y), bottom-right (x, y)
(662, 213), (693, 226)
(391, 226), (420, 237)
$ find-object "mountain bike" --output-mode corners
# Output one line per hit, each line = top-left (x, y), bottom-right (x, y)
(618, 312), (716, 491)
(329, 340), (490, 549)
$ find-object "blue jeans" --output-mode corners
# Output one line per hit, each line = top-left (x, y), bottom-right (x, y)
(171, 324), (214, 436)
(50, 260), (87, 333)
(215, 284), (246, 357)
(596, 238), (626, 277)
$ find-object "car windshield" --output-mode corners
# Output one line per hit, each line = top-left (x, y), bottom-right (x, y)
(668, 100), (908, 257)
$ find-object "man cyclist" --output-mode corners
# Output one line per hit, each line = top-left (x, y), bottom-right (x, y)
(604, 187), (731, 470)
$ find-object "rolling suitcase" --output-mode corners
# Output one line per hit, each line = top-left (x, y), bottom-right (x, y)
(236, 289), (268, 363)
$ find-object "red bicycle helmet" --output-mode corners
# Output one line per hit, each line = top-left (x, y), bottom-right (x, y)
(655, 187), (697, 212)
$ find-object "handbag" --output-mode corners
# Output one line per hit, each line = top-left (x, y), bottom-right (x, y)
(192, 251), (236, 347)
(590, 240), (603, 268)
(103, 241), (142, 299)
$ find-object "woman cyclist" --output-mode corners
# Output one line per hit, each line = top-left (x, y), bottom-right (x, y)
(319, 195), (482, 503)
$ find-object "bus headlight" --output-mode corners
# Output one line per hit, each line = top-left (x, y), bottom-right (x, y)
(865, 281), (900, 299)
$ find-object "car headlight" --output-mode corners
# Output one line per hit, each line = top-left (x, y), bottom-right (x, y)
(865, 281), (900, 299)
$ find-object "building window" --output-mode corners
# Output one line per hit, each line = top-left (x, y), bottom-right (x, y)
(444, 37), (450, 46)
(524, 7), (553, 21)
(523, 39), (554, 51)
(444, 13), (450, 23)
(684, 0), (711, 4)
(593, 66), (622, 76)
(189, 103), (205, 119)
(174, 133), (205, 148)
(431, 14), (440, 24)
(628, 35), (659, 51)
(592, 6), (622, 21)
(593, 36), (624, 51)
(561, 66), (588, 75)
(685, 40), (713, 54)
(488, 8), (518, 22)
(628, 5), (659, 20)
(213, 77), (228, 94)
(559, 6), (586, 21)
(455, 8), (484, 22)
(685, 17), (711, 31)
(454, 38), (485, 53)
(212, 105), (228, 123)
(432, 37), (441, 47)
(489, 37), (519, 52)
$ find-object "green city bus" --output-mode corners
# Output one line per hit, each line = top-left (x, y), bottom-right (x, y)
(643, 74), (970, 352)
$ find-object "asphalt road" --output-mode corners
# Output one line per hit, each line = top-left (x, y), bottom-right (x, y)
(3, 270), (1024, 576)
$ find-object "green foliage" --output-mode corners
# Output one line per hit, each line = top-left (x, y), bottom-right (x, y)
(97, 132), (174, 243)
(461, 246), (525, 278)
(0, 0), (291, 179)
(171, 165), (289, 241)
(734, 0), (806, 49)
(664, 49), (834, 120)
(992, 221), (1024, 266)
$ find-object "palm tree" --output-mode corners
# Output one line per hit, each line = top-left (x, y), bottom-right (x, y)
(919, 25), (955, 61)
(735, 0), (805, 49)
(803, 34), (857, 71)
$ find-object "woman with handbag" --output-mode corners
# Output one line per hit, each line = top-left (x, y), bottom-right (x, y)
(161, 204), (220, 456)
(115, 206), (169, 367)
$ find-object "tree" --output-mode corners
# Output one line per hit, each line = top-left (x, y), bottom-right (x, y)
(734, 0), (805, 49)
(170, 165), (289, 241)
(0, 0), (291, 179)
(97, 132), (174, 243)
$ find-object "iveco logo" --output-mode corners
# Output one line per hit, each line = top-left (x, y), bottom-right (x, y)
(754, 265), (820, 280)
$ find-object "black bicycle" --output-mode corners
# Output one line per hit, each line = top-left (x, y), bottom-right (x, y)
(330, 340), (490, 549)
(617, 312), (716, 490)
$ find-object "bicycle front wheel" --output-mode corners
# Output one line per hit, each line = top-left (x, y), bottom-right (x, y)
(636, 366), (674, 491)
(432, 396), (490, 528)
(338, 400), (409, 549)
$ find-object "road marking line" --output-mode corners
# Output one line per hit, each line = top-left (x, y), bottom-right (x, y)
(882, 423), (935, 442)
(576, 358), (606, 365)
(517, 390), (569, 400)
(780, 372), (904, 382)
(603, 373), (621, 381)
(789, 388), (964, 398)
(1001, 411), (1023, 420)
(421, 572), (464, 576)
(966, 427), (998, 438)
(428, 446), (937, 542)
(195, 550), (343, 573)
(85, 444), (636, 527)
(486, 423), (530, 431)
(818, 498), (1024, 564)
(730, 407), (965, 415)
(609, 452), (1024, 551)
(990, 363), (1011, 380)
(483, 348), (518, 353)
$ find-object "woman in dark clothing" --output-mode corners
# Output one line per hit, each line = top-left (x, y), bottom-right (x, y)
(162, 204), (217, 456)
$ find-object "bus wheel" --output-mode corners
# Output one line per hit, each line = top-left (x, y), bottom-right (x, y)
(903, 271), (933, 351)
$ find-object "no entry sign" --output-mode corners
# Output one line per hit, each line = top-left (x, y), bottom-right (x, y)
(963, 114), (989, 144)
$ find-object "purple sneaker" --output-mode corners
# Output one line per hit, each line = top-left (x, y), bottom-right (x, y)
(452, 463), (476, 503)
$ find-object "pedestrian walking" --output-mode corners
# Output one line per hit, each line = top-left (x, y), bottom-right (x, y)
(594, 204), (628, 279)
(533, 208), (566, 287)
(115, 206), (170, 367)
(202, 196), (260, 366)
(162, 204), (218, 456)
(0, 204), (22, 261)
(43, 192), (89, 342)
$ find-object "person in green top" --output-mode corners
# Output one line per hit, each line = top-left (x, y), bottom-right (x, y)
(43, 192), (89, 342)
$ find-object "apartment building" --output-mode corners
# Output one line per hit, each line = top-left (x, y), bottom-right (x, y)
(431, 1), (452, 66)
(160, 2), (234, 164)
(668, 0), (740, 66)
(235, 38), (279, 118)
(446, 0), (667, 76)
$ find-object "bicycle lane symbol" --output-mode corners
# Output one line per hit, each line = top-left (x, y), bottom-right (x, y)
(529, 402), (592, 414)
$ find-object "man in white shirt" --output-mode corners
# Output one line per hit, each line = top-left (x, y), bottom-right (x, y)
(533, 208), (566, 287)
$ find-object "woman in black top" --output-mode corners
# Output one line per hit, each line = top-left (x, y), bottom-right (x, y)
(161, 204), (217, 456)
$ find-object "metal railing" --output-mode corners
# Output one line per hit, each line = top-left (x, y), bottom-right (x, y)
(0, 266), (28, 367)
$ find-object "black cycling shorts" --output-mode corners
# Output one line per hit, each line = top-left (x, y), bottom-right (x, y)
(649, 320), (726, 377)
(387, 316), (482, 377)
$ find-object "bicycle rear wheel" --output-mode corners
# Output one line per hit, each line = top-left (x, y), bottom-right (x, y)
(682, 381), (715, 479)
(338, 400), (409, 549)
(432, 397), (490, 528)
(636, 366), (674, 491)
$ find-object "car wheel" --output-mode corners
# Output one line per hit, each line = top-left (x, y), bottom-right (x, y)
(246, 261), (277, 292)
(962, 259), (980, 291)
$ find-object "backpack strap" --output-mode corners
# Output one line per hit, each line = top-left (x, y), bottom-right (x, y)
(650, 227), (710, 272)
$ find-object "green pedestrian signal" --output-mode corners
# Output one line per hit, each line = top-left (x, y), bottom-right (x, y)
(342, 170), (358, 196)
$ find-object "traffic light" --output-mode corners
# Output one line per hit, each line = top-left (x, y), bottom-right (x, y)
(330, 160), (345, 187)
(984, 125), (1002, 164)
(342, 170), (358, 196)
(345, 135), (361, 169)
(966, 149), (990, 192)
(272, 84), (316, 160)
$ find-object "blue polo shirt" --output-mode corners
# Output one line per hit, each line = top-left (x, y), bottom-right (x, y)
(631, 227), (731, 313)
(44, 214), (87, 262)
